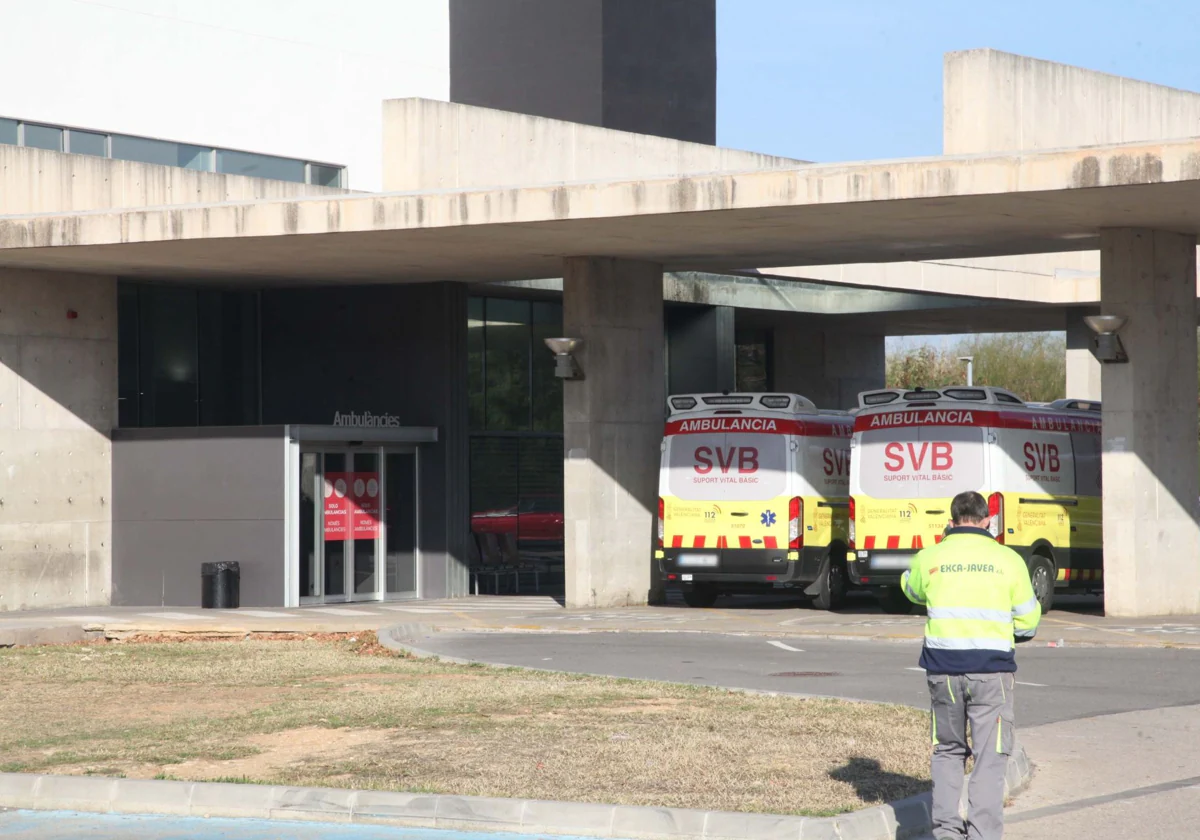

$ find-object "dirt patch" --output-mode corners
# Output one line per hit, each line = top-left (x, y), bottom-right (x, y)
(162, 727), (388, 781)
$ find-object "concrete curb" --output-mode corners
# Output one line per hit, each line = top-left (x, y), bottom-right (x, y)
(380, 624), (1036, 839)
(0, 773), (939, 840)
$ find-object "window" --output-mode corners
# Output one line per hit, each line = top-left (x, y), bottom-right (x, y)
(531, 301), (563, 431)
(138, 286), (199, 426)
(112, 134), (213, 171)
(467, 298), (486, 429)
(217, 149), (305, 183)
(117, 284), (141, 428)
(2, 115), (343, 182)
(735, 329), (771, 391)
(309, 163), (342, 187)
(118, 282), (261, 428)
(468, 296), (565, 559)
(484, 298), (532, 431)
(68, 129), (107, 157)
(197, 290), (260, 426)
(23, 123), (62, 152)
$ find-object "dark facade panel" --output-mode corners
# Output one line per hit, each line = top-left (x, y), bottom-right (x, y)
(450, 0), (716, 144)
(112, 430), (288, 607)
(260, 283), (470, 599)
(601, 0), (716, 144)
(667, 304), (735, 395)
(450, 0), (605, 128)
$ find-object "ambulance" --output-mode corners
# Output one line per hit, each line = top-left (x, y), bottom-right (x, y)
(656, 393), (854, 609)
(848, 386), (1103, 613)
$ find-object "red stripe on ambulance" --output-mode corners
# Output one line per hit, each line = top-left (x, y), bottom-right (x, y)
(665, 417), (852, 437)
(854, 408), (1101, 435)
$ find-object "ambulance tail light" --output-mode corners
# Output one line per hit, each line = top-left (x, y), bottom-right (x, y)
(988, 492), (1004, 544)
(657, 498), (665, 547)
(789, 497), (803, 549)
(848, 497), (856, 549)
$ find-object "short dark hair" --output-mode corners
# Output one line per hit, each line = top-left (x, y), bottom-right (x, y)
(951, 491), (989, 525)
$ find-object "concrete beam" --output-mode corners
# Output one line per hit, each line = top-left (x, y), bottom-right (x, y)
(383, 99), (804, 193)
(9, 136), (1200, 281)
(0, 145), (350, 217)
(562, 257), (664, 608)
(1100, 229), (1200, 617)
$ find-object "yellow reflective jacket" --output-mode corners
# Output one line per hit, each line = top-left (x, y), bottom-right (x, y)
(901, 526), (1041, 674)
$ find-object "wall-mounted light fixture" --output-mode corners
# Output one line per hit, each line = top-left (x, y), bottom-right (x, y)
(544, 337), (584, 380)
(1084, 315), (1129, 363)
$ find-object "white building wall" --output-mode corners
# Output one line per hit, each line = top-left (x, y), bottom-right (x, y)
(0, 0), (450, 192)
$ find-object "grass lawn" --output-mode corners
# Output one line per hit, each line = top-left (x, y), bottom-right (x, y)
(0, 633), (931, 816)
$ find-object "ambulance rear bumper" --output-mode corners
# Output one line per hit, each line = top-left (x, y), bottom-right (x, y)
(847, 549), (916, 586)
(658, 547), (825, 591)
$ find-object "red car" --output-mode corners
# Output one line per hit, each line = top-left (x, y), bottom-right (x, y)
(471, 495), (563, 543)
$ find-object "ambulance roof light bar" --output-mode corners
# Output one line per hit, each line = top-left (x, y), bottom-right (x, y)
(856, 386), (1027, 409)
(666, 393), (817, 415)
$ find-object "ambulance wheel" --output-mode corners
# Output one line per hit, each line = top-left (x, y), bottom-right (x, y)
(878, 586), (914, 614)
(1028, 555), (1056, 613)
(811, 556), (848, 612)
(682, 587), (719, 608)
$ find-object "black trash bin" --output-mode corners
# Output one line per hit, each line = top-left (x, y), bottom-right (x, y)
(201, 561), (240, 609)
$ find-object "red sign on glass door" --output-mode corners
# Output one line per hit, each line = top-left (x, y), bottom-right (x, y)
(323, 472), (351, 540)
(352, 472), (381, 539)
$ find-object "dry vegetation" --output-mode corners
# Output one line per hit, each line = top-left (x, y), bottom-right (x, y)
(0, 633), (930, 816)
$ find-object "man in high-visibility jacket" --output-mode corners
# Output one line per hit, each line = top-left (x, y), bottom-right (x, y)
(902, 490), (1041, 840)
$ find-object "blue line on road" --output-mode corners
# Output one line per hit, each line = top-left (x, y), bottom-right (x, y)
(0, 810), (607, 840)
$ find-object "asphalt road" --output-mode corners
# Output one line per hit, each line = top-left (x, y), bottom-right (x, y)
(408, 631), (1200, 726)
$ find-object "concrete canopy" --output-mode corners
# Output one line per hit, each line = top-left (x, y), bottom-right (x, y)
(2, 138), (1200, 282)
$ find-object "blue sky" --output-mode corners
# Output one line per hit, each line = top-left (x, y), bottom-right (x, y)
(714, 0), (1200, 350)
(716, 0), (1200, 162)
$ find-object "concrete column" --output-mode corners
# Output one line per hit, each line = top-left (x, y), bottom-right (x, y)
(0, 269), (116, 611)
(1100, 229), (1200, 617)
(771, 328), (885, 410)
(562, 257), (665, 608)
(1065, 307), (1102, 401)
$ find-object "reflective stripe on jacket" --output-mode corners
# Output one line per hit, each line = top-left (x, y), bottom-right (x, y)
(901, 526), (1042, 675)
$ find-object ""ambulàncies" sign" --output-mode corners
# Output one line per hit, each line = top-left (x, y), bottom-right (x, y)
(332, 411), (401, 428)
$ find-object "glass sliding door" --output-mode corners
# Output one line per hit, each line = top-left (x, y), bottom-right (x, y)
(350, 450), (381, 601)
(385, 450), (419, 598)
(298, 444), (418, 604)
(322, 452), (349, 598)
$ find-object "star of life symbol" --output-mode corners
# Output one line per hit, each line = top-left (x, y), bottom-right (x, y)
(761, 511), (777, 527)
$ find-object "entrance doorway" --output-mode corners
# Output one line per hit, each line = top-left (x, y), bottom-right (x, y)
(298, 446), (419, 603)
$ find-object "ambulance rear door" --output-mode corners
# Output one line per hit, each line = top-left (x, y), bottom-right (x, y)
(800, 417), (853, 548)
(856, 418), (988, 553)
(662, 420), (792, 551)
(994, 416), (1075, 550)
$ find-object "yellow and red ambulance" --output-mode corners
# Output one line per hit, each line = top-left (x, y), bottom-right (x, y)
(656, 393), (853, 609)
(848, 386), (1103, 613)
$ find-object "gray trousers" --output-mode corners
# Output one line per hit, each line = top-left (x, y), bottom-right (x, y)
(928, 673), (1015, 840)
